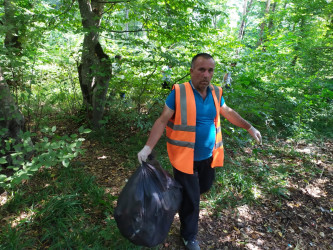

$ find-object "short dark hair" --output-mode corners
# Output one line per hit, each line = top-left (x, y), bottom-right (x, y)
(191, 53), (214, 68)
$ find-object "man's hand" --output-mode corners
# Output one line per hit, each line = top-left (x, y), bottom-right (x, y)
(137, 145), (152, 164)
(247, 126), (262, 144)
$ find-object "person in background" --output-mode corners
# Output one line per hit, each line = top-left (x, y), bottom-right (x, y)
(112, 55), (125, 98)
(223, 62), (237, 91)
(162, 65), (173, 89)
(138, 53), (261, 250)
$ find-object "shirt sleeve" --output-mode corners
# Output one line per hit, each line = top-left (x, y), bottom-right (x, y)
(165, 89), (175, 110)
(220, 96), (225, 107)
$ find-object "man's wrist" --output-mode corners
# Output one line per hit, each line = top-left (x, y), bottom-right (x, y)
(246, 125), (253, 131)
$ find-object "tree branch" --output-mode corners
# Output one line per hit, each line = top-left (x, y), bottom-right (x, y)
(48, 0), (76, 27)
(314, 46), (333, 50)
(97, 0), (131, 3)
(107, 28), (148, 33)
(174, 73), (190, 84)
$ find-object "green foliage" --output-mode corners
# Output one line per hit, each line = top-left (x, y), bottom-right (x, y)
(0, 126), (91, 190)
(207, 140), (324, 211)
(0, 165), (140, 249)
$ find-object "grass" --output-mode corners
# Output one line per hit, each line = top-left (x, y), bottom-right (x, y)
(203, 138), (325, 213)
(1, 101), (330, 248)
(0, 163), (145, 249)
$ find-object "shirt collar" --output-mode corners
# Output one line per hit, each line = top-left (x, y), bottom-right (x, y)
(189, 80), (212, 94)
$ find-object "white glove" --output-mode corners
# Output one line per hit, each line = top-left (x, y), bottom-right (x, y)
(247, 126), (262, 144)
(137, 145), (152, 164)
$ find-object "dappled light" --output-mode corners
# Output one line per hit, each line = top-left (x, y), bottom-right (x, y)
(1, 0), (332, 248)
(9, 211), (35, 228)
(0, 191), (8, 207)
(302, 183), (327, 198)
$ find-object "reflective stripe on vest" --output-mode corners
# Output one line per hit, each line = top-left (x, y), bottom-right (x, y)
(166, 82), (224, 174)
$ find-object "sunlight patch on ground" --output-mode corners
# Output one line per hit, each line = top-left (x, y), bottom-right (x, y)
(246, 242), (263, 250)
(2, 210), (35, 228)
(199, 207), (211, 218)
(10, 210), (35, 227)
(287, 201), (303, 208)
(296, 147), (312, 154)
(97, 155), (108, 159)
(0, 191), (8, 206)
(237, 205), (253, 220)
(251, 185), (262, 199)
(301, 183), (326, 198)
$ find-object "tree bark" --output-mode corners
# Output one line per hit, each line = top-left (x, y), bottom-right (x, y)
(239, 0), (248, 40)
(237, 0), (253, 55)
(1, 0), (24, 142)
(4, 0), (21, 51)
(268, 2), (276, 31)
(0, 67), (25, 166)
(238, 0), (254, 40)
(4, 0), (22, 93)
(257, 0), (271, 47)
(77, 0), (111, 129)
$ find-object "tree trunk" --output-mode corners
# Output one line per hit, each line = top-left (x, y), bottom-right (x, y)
(0, 67), (25, 166)
(1, 0), (24, 141)
(237, 0), (253, 55)
(257, 0), (271, 47)
(4, 0), (21, 51)
(77, 0), (111, 129)
(4, 0), (22, 92)
(238, 0), (248, 40)
(268, 2), (276, 31)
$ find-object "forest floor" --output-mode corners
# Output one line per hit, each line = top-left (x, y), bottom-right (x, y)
(1, 119), (332, 249)
(76, 131), (333, 250)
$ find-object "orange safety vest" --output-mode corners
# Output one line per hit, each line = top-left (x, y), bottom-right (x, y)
(166, 82), (224, 174)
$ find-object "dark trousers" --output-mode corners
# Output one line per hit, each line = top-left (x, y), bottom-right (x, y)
(173, 157), (215, 241)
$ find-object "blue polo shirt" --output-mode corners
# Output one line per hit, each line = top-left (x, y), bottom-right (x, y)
(165, 82), (225, 161)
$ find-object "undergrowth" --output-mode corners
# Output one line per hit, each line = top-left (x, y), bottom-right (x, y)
(0, 163), (147, 249)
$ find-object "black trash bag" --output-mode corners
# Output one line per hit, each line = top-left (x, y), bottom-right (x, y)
(114, 161), (182, 247)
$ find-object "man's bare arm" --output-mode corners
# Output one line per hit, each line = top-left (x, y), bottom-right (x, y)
(145, 105), (175, 149)
(220, 103), (251, 130)
(220, 103), (262, 144)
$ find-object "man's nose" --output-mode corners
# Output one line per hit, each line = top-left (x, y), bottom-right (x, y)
(203, 70), (210, 77)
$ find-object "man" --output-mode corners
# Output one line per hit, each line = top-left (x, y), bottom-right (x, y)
(112, 55), (126, 99)
(223, 62), (236, 91)
(137, 53), (261, 250)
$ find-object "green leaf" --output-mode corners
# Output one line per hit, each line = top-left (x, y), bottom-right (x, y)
(62, 159), (70, 168)
(0, 174), (7, 181)
(0, 157), (7, 164)
(79, 126), (92, 134)
(52, 126), (57, 132)
(7, 166), (20, 171)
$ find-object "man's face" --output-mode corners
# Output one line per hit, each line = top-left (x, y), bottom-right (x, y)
(190, 57), (215, 93)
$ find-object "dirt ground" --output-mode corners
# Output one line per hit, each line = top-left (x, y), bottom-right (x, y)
(76, 137), (333, 250)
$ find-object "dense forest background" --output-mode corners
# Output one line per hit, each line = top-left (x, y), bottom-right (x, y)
(0, 0), (332, 249)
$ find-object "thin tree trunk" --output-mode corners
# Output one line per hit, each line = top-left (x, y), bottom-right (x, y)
(77, 0), (111, 128)
(257, 0), (271, 47)
(237, 0), (253, 55)
(238, 0), (248, 40)
(268, 2), (276, 31)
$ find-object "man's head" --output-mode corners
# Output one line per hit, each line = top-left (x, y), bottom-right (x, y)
(190, 53), (215, 93)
